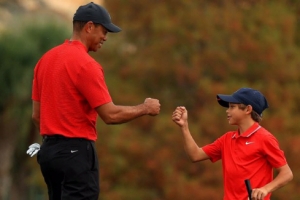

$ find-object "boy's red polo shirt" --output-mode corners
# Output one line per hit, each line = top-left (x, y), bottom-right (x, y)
(32, 40), (112, 141)
(202, 123), (287, 200)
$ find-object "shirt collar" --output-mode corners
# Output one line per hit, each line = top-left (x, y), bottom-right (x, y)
(64, 39), (88, 52)
(232, 122), (261, 138)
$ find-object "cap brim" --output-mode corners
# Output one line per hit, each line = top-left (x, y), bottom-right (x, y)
(216, 94), (240, 108)
(102, 23), (121, 33)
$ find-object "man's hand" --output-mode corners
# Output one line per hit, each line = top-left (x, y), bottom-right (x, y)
(172, 106), (188, 127)
(26, 143), (40, 157)
(144, 98), (161, 116)
(251, 187), (268, 200)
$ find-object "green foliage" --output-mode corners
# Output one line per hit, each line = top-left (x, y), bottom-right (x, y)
(0, 20), (70, 111)
(0, 17), (70, 199)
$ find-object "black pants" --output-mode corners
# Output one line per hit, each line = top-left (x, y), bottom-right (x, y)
(37, 136), (99, 200)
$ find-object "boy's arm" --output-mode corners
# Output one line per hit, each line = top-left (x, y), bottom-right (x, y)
(172, 106), (210, 162)
(180, 123), (210, 162)
(251, 164), (293, 199)
(264, 164), (293, 192)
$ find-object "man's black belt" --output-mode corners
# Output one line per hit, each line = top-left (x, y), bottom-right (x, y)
(43, 134), (67, 140)
(43, 134), (88, 141)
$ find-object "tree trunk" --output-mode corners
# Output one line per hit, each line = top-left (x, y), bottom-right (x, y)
(10, 120), (39, 200)
(0, 111), (17, 200)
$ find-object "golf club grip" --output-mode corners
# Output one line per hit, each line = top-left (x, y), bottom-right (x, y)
(245, 179), (252, 199)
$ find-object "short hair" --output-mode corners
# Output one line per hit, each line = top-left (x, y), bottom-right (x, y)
(73, 21), (102, 32)
(73, 21), (87, 32)
(238, 104), (262, 123)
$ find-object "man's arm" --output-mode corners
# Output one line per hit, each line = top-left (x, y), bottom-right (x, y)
(172, 106), (210, 162)
(251, 164), (293, 199)
(27, 100), (41, 157)
(95, 98), (160, 124)
(32, 100), (40, 130)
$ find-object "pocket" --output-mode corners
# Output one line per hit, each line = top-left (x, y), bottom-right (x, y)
(88, 141), (98, 170)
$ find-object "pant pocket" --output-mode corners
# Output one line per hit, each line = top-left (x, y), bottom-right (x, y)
(87, 141), (98, 171)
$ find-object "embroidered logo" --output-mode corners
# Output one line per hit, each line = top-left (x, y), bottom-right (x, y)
(245, 141), (254, 145)
(71, 150), (78, 153)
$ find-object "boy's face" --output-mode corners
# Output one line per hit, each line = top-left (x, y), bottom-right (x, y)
(226, 103), (249, 125)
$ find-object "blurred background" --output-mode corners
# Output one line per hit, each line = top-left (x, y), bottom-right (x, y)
(0, 0), (300, 199)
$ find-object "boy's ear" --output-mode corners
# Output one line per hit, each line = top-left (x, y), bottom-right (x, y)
(246, 105), (253, 114)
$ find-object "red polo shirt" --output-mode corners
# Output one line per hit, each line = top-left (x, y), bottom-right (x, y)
(202, 123), (287, 200)
(32, 40), (112, 141)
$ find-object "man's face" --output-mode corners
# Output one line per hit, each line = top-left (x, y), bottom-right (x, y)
(88, 23), (108, 52)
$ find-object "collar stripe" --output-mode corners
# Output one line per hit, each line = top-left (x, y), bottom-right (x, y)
(246, 126), (261, 137)
(231, 126), (261, 139)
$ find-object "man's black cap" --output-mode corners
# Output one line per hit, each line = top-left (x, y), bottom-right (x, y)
(73, 2), (121, 33)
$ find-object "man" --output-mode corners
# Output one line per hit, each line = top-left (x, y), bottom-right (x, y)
(29, 2), (160, 200)
(172, 88), (293, 200)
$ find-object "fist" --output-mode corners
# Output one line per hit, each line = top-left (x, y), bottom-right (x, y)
(144, 98), (160, 116)
(172, 106), (188, 127)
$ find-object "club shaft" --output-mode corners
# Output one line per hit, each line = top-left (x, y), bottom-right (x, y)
(245, 179), (252, 199)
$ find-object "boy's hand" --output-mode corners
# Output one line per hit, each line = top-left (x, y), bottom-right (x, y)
(251, 187), (268, 200)
(172, 106), (188, 127)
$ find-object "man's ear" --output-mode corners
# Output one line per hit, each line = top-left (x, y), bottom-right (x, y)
(84, 21), (94, 33)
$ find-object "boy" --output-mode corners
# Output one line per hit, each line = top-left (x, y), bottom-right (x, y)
(172, 88), (293, 200)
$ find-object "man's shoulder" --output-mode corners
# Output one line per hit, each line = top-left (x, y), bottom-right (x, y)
(41, 42), (69, 59)
(52, 42), (97, 64)
(46, 42), (66, 52)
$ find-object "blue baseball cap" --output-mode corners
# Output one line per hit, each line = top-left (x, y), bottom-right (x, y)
(73, 2), (121, 33)
(216, 88), (269, 115)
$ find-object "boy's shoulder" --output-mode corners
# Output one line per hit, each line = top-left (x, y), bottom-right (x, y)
(250, 126), (280, 145)
(222, 130), (238, 139)
(256, 126), (274, 137)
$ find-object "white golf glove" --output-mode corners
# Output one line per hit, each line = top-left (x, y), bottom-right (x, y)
(26, 143), (40, 157)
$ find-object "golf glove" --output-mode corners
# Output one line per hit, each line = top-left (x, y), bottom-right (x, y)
(26, 143), (40, 157)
